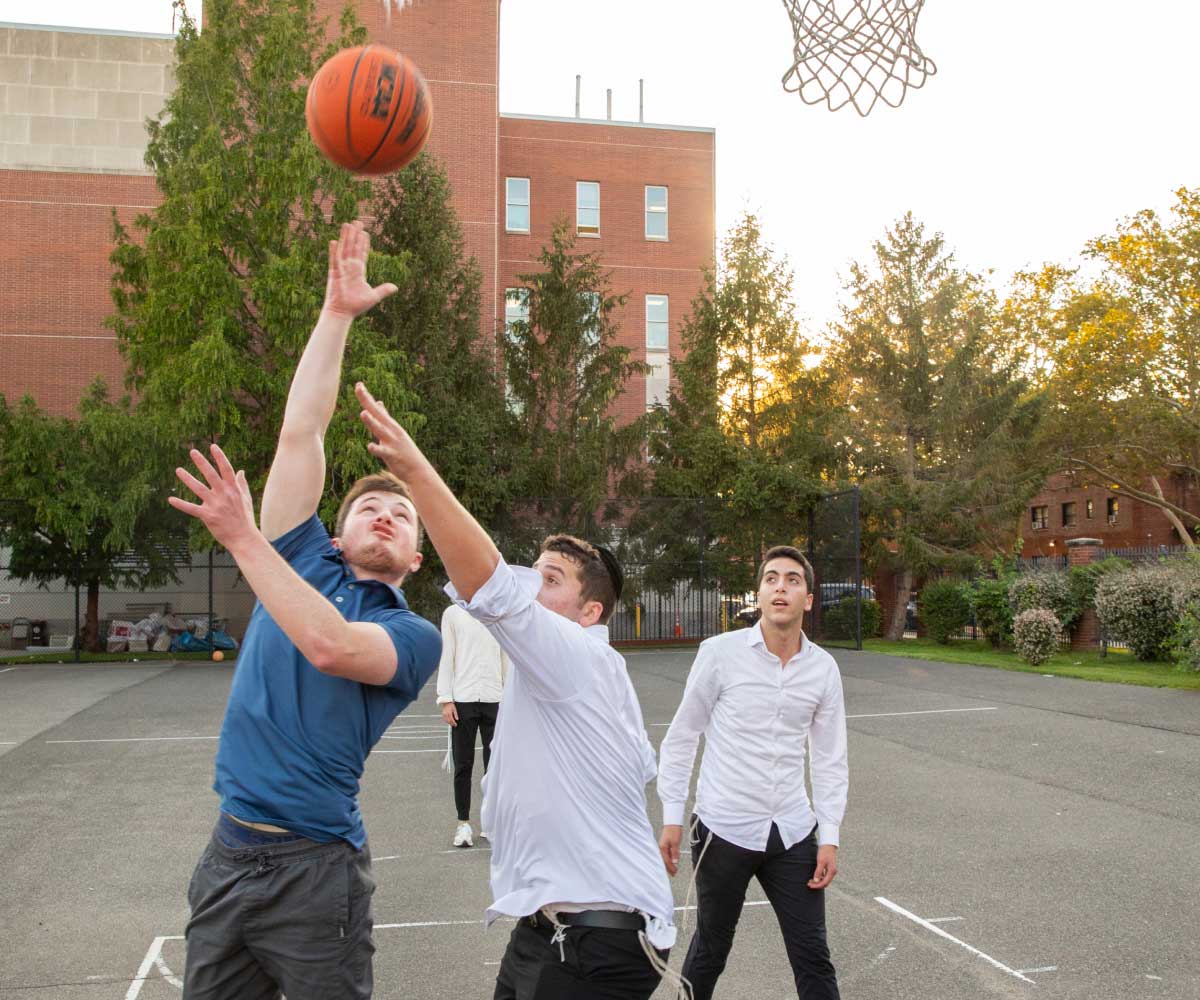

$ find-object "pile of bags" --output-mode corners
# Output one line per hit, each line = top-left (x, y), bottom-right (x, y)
(106, 614), (239, 655)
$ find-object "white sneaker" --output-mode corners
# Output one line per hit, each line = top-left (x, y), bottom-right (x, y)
(453, 822), (474, 848)
(479, 830), (489, 841)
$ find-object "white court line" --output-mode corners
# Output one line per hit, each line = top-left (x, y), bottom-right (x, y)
(124, 935), (183, 1000)
(377, 901), (770, 931)
(849, 707), (997, 720)
(1017, 966), (1058, 974)
(0, 667), (17, 675)
(380, 735), (446, 740)
(926, 916), (964, 924)
(875, 897), (1036, 984)
(374, 744), (482, 755)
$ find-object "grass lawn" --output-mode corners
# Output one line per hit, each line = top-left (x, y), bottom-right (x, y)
(863, 637), (1200, 690)
(0, 649), (234, 666)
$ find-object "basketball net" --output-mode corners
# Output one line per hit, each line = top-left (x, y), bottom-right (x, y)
(780, 0), (936, 116)
(382, 0), (415, 27)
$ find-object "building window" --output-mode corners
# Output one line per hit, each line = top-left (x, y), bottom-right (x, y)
(646, 294), (669, 351)
(646, 355), (670, 409)
(1031, 505), (1048, 530)
(1062, 502), (1076, 528)
(580, 291), (601, 347)
(504, 287), (529, 338)
(506, 178), (530, 233)
(576, 181), (600, 235)
(1086, 499), (1094, 519)
(1107, 497), (1119, 524)
(645, 185), (668, 240)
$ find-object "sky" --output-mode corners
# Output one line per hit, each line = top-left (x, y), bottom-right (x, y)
(4, 0), (1199, 336)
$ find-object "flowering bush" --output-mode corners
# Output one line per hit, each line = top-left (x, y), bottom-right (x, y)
(1013, 609), (1061, 665)
(1094, 567), (1178, 661)
(918, 578), (971, 645)
(1009, 570), (1078, 630)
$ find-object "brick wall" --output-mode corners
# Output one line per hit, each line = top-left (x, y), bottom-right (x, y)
(498, 114), (716, 425)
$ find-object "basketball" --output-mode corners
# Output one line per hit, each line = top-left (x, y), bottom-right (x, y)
(305, 44), (433, 175)
(212, 650), (224, 662)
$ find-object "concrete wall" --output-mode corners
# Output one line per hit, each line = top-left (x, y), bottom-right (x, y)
(0, 23), (171, 173)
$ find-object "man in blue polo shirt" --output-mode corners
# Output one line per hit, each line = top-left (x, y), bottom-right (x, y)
(168, 222), (442, 1000)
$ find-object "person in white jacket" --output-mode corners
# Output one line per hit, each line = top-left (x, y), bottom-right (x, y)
(437, 603), (509, 847)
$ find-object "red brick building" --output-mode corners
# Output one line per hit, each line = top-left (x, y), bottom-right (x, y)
(1020, 470), (1199, 559)
(0, 1), (716, 420)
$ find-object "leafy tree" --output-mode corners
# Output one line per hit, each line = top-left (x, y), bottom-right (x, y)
(500, 221), (647, 550)
(646, 212), (835, 596)
(1024, 188), (1200, 546)
(366, 155), (513, 610)
(827, 214), (1043, 638)
(107, 0), (421, 525)
(0, 383), (184, 651)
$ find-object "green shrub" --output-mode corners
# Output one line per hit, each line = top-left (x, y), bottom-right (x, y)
(1013, 608), (1062, 665)
(1169, 602), (1200, 672)
(969, 577), (1014, 648)
(1094, 567), (1178, 661)
(822, 597), (882, 640)
(918, 578), (971, 645)
(1067, 556), (1130, 618)
(1009, 570), (1078, 630)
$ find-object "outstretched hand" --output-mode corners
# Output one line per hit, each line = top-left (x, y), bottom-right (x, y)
(323, 221), (397, 319)
(168, 444), (259, 552)
(356, 382), (423, 477)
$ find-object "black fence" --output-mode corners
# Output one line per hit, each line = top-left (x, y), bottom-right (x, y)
(489, 490), (865, 649)
(3, 488), (868, 658)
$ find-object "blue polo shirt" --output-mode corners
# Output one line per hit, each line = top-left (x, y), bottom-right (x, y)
(213, 514), (441, 848)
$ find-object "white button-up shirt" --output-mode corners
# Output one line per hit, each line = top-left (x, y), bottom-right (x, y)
(447, 559), (676, 950)
(435, 604), (509, 705)
(657, 623), (848, 852)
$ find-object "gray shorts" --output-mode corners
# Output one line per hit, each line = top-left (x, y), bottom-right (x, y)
(183, 823), (376, 1000)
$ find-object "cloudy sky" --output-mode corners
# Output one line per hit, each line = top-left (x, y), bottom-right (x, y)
(5, 0), (1198, 333)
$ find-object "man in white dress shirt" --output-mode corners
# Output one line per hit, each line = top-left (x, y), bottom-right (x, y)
(658, 545), (848, 1000)
(437, 603), (510, 847)
(355, 382), (676, 1000)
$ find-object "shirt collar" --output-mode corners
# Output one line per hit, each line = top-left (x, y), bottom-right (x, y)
(747, 620), (808, 659)
(586, 623), (611, 644)
(321, 548), (407, 606)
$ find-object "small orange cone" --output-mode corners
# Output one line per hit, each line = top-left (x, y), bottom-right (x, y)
(674, 615), (682, 638)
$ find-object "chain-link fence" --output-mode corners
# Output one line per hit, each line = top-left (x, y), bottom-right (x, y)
(0, 548), (253, 660)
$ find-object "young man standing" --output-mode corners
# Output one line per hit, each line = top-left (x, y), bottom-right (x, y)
(657, 546), (848, 1000)
(437, 602), (509, 847)
(356, 382), (677, 1000)
(169, 223), (442, 1000)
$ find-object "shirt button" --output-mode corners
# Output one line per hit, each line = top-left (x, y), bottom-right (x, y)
(348, 584), (355, 591)
(336, 596), (344, 603)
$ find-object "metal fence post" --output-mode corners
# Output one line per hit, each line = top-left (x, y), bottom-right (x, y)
(852, 486), (862, 651)
(208, 548), (214, 638)
(73, 578), (81, 663)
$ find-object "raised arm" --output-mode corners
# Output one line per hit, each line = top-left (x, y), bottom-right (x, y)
(259, 222), (397, 541)
(355, 382), (499, 601)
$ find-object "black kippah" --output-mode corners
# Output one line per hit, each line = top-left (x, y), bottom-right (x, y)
(593, 544), (624, 604)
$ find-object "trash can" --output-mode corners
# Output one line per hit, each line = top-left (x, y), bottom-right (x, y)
(9, 618), (30, 649)
(28, 620), (48, 647)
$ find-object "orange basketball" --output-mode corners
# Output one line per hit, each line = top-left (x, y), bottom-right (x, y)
(305, 44), (432, 175)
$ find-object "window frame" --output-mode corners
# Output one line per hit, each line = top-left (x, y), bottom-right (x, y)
(505, 177), (530, 234)
(1031, 505), (1049, 531)
(576, 181), (600, 236)
(645, 293), (669, 352)
(645, 185), (668, 241)
(1061, 501), (1077, 528)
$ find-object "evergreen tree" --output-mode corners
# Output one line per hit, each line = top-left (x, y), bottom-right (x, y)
(828, 214), (1043, 639)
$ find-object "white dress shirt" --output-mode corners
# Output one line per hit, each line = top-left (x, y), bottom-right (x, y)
(446, 559), (676, 950)
(435, 604), (510, 704)
(657, 622), (848, 852)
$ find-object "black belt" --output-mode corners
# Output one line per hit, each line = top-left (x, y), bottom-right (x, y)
(529, 909), (645, 932)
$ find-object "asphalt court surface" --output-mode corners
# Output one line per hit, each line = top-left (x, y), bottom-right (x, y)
(1, 647), (1198, 999)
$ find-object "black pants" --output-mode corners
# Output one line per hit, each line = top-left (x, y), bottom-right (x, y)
(183, 819), (375, 1000)
(683, 817), (839, 1000)
(494, 915), (667, 1000)
(452, 700), (498, 822)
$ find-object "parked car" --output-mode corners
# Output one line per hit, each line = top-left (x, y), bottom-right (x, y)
(818, 582), (875, 611)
